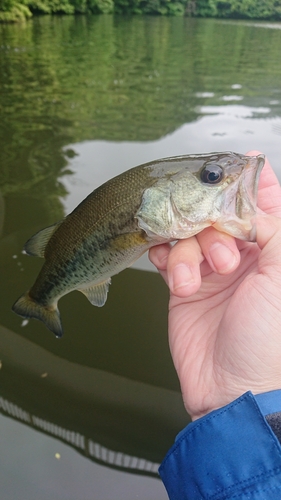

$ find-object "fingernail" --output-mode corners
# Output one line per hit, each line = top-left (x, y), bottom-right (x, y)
(209, 243), (238, 273)
(169, 263), (195, 291)
(157, 246), (169, 264)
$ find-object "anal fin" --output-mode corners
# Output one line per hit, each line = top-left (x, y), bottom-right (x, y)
(79, 279), (111, 307)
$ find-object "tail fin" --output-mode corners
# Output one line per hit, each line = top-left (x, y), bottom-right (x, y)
(12, 292), (63, 338)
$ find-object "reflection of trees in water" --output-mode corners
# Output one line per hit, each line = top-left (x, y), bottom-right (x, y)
(0, 190), (4, 237)
(0, 16), (281, 221)
(0, 396), (160, 477)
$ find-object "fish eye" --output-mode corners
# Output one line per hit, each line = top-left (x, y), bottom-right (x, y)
(201, 164), (223, 184)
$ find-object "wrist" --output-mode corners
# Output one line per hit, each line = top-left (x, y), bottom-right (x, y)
(190, 389), (281, 421)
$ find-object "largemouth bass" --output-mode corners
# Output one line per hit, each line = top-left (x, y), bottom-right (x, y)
(12, 152), (264, 338)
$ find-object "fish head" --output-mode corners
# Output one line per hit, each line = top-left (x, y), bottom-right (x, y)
(137, 152), (265, 242)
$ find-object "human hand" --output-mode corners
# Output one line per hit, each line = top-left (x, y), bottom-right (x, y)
(149, 152), (281, 421)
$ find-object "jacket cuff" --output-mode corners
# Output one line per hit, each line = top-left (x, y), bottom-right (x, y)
(159, 391), (281, 500)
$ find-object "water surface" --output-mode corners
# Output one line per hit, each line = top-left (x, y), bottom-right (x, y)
(0, 15), (281, 499)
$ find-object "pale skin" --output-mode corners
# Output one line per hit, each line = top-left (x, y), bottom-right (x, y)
(149, 151), (281, 421)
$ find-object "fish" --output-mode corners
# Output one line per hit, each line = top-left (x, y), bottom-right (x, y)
(12, 151), (265, 338)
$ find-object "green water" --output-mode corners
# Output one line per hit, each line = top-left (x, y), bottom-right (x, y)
(0, 15), (281, 499)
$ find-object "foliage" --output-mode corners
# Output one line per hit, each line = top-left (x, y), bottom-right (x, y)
(187, 0), (217, 17)
(70, 0), (114, 14)
(140, 0), (187, 16)
(113, 0), (141, 14)
(1, 0), (281, 20)
(215, 0), (281, 19)
(0, 0), (32, 21)
(37, 0), (187, 15)
(28, 0), (74, 13)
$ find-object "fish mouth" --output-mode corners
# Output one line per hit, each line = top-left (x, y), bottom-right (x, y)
(214, 154), (265, 241)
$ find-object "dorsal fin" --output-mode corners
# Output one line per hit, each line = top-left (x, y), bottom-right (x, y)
(78, 279), (111, 307)
(24, 221), (63, 258)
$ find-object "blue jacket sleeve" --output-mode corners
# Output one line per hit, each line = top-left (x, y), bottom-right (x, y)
(159, 391), (281, 499)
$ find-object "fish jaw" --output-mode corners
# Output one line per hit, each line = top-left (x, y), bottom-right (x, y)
(213, 154), (265, 241)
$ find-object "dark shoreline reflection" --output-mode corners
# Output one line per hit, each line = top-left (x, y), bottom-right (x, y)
(0, 323), (188, 476)
(0, 218), (187, 473)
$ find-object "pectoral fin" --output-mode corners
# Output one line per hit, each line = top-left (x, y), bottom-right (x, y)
(79, 279), (111, 307)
